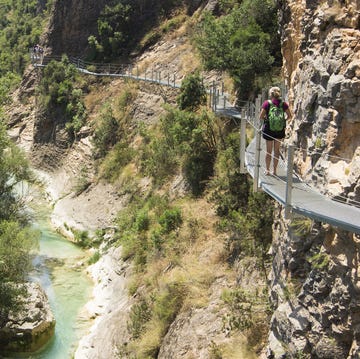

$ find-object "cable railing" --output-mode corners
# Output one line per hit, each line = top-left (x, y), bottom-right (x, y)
(30, 52), (185, 89)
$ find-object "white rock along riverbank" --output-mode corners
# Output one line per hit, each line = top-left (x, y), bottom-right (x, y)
(35, 168), (132, 358)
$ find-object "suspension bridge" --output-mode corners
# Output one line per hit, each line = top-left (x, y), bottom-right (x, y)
(31, 54), (360, 235)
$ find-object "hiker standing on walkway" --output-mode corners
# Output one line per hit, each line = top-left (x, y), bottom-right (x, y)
(259, 86), (292, 176)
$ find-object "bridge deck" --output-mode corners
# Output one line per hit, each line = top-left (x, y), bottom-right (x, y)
(217, 108), (360, 235)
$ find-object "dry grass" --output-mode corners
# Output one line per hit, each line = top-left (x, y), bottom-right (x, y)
(211, 334), (259, 359)
(129, 320), (164, 357)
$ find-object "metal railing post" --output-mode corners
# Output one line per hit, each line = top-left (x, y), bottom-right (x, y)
(253, 128), (261, 192)
(253, 96), (262, 192)
(285, 145), (295, 219)
(212, 81), (215, 111)
(240, 109), (247, 174)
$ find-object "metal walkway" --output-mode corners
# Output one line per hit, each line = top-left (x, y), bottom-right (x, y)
(31, 54), (360, 234)
(216, 104), (360, 235)
(245, 135), (360, 234)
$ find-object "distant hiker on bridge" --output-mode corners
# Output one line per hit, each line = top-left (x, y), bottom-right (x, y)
(31, 44), (44, 64)
(259, 86), (292, 176)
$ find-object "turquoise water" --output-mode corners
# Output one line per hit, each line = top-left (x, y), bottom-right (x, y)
(30, 224), (92, 359)
(4, 221), (93, 359)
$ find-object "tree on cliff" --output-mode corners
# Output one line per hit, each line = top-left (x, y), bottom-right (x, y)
(195, 0), (281, 99)
(0, 119), (38, 326)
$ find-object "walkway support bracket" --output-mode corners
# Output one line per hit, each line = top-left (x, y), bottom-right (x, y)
(285, 145), (295, 219)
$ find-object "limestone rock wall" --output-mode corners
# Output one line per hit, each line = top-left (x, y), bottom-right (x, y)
(268, 1), (360, 358)
(279, 0), (360, 200)
(43, 0), (109, 56)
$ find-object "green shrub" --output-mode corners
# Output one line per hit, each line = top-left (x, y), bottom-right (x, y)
(0, 72), (21, 105)
(135, 210), (150, 232)
(195, 0), (280, 99)
(88, 3), (132, 60)
(73, 229), (91, 248)
(117, 87), (137, 109)
(177, 72), (207, 112)
(88, 251), (101, 265)
(158, 208), (182, 234)
(0, 221), (38, 325)
(154, 282), (185, 331)
(99, 141), (134, 182)
(87, 1), (192, 61)
(140, 136), (179, 184)
(184, 148), (215, 196)
(128, 299), (152, 339)
(290, 217), (313, 237)
(161, 107), (198, 150)
(150, 228), (164, 251)
(309, 252), (329, 270)
(115, 196), (184, 268)
(159, 107), (218, 195)
(0, 0), (49, 76)
(210, 132), (250, 216)
(221, 288), (253, 331)
(218, 191), (273, 264)
(38, 56), (86, 140)
(160, 14), (187, 34)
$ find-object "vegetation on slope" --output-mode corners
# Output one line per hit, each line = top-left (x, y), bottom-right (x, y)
(87, 71), (274, 357)
(87, 0), (201, 61)
(0, 119), (38, 326)
(195, 0), (281, 99)
(37, 56), (87, 140)
(0, 0), (50, 329)
(0, 0), (53, 105)
(83, 3), (280, 356)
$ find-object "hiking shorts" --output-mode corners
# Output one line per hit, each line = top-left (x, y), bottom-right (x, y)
(262, 121), (285, 141)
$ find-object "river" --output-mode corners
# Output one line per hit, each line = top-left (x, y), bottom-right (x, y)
(4, 214), (93, 359)
(29, 221), (93, 359)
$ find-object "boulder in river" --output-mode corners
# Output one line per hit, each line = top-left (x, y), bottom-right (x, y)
(0, 282), (55, 353)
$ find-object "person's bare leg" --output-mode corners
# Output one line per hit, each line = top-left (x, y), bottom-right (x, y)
(265, 140), (273, 175)
(273, 140), (281, 175)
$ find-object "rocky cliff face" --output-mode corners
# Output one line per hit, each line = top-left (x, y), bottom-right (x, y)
(268, 1), (360, 358)
(281, 0), (360, 199)
(43, 0), (110, 56)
